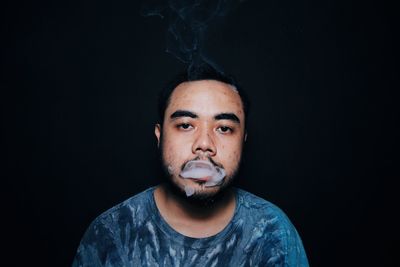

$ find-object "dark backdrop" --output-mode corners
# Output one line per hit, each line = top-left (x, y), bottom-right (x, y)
(2, 0), (398, 266)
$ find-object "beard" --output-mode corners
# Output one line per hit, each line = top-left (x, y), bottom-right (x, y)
(158, 135), (242, 207)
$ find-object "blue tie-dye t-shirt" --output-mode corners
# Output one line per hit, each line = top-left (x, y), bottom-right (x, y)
(72, 187), (309, 267)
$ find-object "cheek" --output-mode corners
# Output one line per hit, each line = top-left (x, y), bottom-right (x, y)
(219, 141), (243, 169)
(161, 134), (191, 168)
(161, 146), (180, 176)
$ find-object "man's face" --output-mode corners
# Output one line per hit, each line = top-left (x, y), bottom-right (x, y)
(155, 80), (246, 199)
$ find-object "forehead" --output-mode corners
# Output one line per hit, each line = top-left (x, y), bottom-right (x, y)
(166, 80), (244, 117)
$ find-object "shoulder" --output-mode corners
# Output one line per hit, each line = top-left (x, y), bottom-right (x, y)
(78, 187), (156, 249)
(235, 188), (297, 244)
(72, 187), (156, 266)
(90, 187), (155, 232)
(235, 188), (309, 266)
(236, 188), (291, 223)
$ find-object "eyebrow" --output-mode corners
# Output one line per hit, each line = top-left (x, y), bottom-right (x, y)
(214, 113), (240, 124)
(170, 110), (198, 119)
(170, 110), (240, 124)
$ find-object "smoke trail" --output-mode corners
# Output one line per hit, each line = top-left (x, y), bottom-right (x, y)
(142, 0), (242, 77)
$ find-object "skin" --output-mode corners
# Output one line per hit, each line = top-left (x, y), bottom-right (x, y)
(154, 80), (247, 238)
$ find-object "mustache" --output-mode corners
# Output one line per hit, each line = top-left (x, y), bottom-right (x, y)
(180, 156), (224, 171)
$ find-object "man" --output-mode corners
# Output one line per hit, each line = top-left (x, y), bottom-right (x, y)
(72, 66), (309, 266)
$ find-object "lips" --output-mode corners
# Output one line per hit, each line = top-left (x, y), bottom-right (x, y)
(183, 160), (214, 171)
(180, 167), (214, 180)
(185, 176), (211, 182)
(180, 160), (226, 187)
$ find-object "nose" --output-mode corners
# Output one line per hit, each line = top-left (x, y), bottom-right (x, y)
(192, 127), (216, 157)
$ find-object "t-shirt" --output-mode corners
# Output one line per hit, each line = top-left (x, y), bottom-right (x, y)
(72, 187), (309, 267)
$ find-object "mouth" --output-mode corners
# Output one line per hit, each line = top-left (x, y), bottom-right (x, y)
(179, 174), (212, 182)
(193, 161), (213, 169)
(180, 159), (226, 187)
(181, 160), (215, 170)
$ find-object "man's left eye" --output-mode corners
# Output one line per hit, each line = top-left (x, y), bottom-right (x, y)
(217, 126), (233, 134)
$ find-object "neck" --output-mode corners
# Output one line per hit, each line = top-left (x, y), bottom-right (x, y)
(154, 183), (236, 238)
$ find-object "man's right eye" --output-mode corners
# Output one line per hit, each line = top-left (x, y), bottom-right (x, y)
(177, 123), (193, 130)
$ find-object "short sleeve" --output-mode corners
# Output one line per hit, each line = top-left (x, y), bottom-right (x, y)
(284, 220), (309, 267)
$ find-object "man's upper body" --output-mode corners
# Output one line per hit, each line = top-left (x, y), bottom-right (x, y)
(73, 67), (309, 266)
(72, 186), (308, 267)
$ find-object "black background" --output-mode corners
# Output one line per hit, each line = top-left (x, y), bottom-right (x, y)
(2, 0), (398, 266)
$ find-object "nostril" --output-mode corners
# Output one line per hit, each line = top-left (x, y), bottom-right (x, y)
(192, 131), (217, 155)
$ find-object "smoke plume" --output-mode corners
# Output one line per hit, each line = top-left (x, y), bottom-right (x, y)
(142, 0), (242, 77)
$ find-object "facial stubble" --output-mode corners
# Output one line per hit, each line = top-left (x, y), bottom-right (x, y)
(158, 132), (243, 207)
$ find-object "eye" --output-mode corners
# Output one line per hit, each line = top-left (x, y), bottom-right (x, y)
(217, 126), (233, 134)
(177, 123), (193, 131)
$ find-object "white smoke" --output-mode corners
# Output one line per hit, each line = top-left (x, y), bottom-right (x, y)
(180, 160), (226, 196)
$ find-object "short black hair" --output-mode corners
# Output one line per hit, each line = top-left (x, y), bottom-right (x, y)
(157, 64), (250, 128)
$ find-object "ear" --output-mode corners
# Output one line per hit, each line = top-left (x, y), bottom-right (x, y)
(155, 123), (161, 147)
(244, 132), (248, 142)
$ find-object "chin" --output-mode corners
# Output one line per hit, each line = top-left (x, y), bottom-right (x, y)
(190, 184), (221, 197)
(167, 176), (233, 206)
